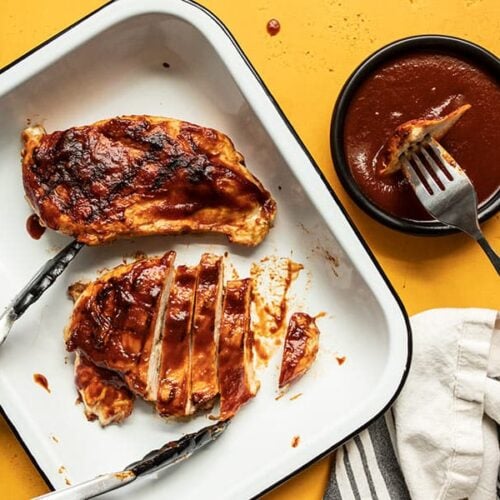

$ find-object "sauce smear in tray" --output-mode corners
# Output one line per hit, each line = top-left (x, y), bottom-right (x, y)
(26, 214), (46, 239)
(344, 52), (500, 221)
(33, 373), (51, 393)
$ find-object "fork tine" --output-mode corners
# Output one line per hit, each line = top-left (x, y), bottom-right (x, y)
(411, 152), (442, 193)
(420, 146), (450, 186)
(428, 138), (460, 179)
(400, 156), (432, 199)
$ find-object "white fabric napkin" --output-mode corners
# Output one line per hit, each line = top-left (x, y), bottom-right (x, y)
(325, 308), (500, 500)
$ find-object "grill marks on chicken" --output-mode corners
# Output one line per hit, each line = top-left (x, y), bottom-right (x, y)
(218, 279), (259, 420)
(22, 116), (276, 246)
(157, 265), (198, 418)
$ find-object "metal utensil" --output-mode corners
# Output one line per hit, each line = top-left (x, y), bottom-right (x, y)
(33, 419), (230, 500)
(401, 136), (500, 274)
(0, 239), (83, 346)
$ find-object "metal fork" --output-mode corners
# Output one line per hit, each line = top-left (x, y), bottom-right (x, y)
(401, 136), (500, 275)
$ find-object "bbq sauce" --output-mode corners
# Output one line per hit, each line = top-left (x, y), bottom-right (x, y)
(26, 214), (46, 239)
(344, 52), (500, 221)
(266, 19), (281, 36)
(33, 373), (51, 393)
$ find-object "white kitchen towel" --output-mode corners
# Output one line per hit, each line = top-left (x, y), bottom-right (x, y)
(325, 308), (500, 500)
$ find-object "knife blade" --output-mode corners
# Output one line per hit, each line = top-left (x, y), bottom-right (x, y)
(33, 420), (230, 500)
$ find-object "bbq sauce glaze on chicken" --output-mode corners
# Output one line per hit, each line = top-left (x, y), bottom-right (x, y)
(65, 252), (176, 400)
(218, 279), (259, 420)
(279, 313), (320, 389)
(344, 52), (500, 221)
(190, 254), (224, 411)
(157, 265), (198, 418)
(66, 253), (259, 425)
(22, 116), (276, 246)
(66, 252), (322, 426)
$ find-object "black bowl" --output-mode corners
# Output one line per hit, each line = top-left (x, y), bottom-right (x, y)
(330, 35), (500, 235)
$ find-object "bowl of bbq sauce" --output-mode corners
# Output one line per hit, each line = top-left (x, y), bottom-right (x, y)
(331, 35), (500, 234)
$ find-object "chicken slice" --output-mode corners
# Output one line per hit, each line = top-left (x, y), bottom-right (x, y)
(65, 251), (176, 400)
(22, 116), (276, 246)
(190, 254), (224, 411)
(218, 279), (259, 419)
(278, 313), (320, 388)
(156, 265), (198, 418)
(378, 104), (471, 176)
(74, 352), (134, 426)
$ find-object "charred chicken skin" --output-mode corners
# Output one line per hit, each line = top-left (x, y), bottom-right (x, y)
(22, 116), (276, 246)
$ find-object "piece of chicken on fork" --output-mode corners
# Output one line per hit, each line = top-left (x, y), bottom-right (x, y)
(378, 104), (470, 176)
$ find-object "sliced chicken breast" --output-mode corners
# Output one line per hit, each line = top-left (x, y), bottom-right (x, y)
(218, 279), (259, 419)
(190, 254), (224, 411)
(156, 265), (199, 418)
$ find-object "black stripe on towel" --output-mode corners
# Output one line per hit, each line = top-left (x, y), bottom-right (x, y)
(343, 447), (361, 500)
(353, 435), (379, 499)
(367, 416), (411, 500)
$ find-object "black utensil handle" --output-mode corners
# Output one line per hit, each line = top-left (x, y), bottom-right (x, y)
(126, 420), (229, 477)
(12, 240), (84, 318)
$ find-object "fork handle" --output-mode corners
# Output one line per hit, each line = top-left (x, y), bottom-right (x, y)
(475, 235), (500, 276)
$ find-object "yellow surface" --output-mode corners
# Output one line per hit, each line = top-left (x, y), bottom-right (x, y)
(0, 0), (499, 498)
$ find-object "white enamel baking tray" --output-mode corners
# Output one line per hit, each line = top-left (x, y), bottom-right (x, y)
(0, 1), (411, 498)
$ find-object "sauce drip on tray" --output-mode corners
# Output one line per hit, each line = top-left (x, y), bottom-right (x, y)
(33, 373), (51, 393)
(26, 214), (46, 239)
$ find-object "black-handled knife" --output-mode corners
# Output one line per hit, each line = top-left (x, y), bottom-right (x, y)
(0, 239), (83, 346)
(33, 420), (230, 500)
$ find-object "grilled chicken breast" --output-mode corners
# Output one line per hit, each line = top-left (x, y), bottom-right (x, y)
(190, 254), (224, 411)
(65, 251), (176, 400)
(378, 104), (470, 176)
(22, 116), (276, 246)
(74, 352), (135, 426)
(278, 313), (320, 388)
(156, 265), (199, 418)
(218, 279), (259, 419)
